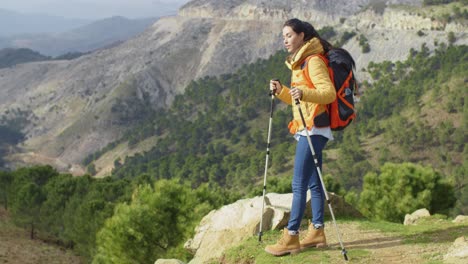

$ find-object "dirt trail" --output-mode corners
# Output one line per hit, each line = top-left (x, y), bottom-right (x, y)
(320, 222), (465, 264)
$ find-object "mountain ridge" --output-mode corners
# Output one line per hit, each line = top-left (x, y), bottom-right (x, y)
(0, 8), (90, 36)
(0, 16), (159, 56)
(0, 0), (466, 174)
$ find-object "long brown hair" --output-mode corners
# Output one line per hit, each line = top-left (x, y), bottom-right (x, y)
(283, 18), (333, 53)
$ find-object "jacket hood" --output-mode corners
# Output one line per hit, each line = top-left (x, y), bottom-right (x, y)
(285, 37), (324, 69)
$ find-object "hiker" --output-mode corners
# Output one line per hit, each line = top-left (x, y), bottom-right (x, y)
(265, 18), (336, 256)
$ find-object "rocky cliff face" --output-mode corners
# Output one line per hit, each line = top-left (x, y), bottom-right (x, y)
(0, 0), (465, 174)
(179, 0), (369, 23)
(179, 0), (425, 23)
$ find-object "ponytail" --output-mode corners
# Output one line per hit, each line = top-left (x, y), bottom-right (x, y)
(283, 18), (333, 53)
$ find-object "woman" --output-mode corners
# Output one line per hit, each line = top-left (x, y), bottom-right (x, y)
(265, 18), (336, 256)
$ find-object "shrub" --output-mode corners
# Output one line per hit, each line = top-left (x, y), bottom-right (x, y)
(358, 162), (456, 222)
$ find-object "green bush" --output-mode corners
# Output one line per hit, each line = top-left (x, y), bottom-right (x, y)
(93, 179), (235, 263)
(93, 181), (193, 263)
(358, 162), (456, 223)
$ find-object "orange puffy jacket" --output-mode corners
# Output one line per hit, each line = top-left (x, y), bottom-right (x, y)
(276, 37), (336, 134)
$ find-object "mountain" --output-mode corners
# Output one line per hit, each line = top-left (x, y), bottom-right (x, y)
(0, 48), (50, 68)
(0, 0), (466, 174)
(0, 16), (159, 56)
(0, 9), (90, 36)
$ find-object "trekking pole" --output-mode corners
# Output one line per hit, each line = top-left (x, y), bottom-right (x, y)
(258, 79), (278, 242)
(294, 95), (349, 261)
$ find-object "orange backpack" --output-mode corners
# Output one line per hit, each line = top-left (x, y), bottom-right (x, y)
(302, 48), (358, 131)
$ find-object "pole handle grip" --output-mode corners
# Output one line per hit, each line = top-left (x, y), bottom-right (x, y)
(270, 78), (281, 96)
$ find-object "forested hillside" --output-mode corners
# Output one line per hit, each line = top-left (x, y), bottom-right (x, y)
(1, 43), (466, 262)
(0, 48), (49, 68)
(100, 43), (466, 212)
(0, 47), (87, 69)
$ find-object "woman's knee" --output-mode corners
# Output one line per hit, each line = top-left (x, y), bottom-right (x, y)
(292, 182), (308, 193)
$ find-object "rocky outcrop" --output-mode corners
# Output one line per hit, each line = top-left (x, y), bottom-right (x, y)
(154, 259), (186, 264)
(452, 215), (468, 224)
(179, 0), (424, 23)
(444, 236), (468, 264)
(403, 208), (430, 225)
(184, 192), (362, 264)
(184, 196), (269, 264)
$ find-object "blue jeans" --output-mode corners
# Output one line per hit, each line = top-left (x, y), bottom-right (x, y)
(287, 135), (328, 232)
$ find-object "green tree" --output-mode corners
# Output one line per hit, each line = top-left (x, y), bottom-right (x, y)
(452, 157), (467, 215)
(448, 31), (456, 45)
(0, 171), (12, 209)
(62, 177), (129, 259)
(40, 174), (78, 239)
(334, 128), (372, 189)
(93, 179), (196, 263)
(344, 188), (359, 208)
(8, 166), (58, 238)
(10, 182), (45, 239)
(94, 179), (234, 263)
(358, 162), (456, 222)
(359, 35), (371, 53)
(324, 174), (345, 196)
(87, 163), (97, 175)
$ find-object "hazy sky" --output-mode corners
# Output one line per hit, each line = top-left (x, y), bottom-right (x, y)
(0, 0), (190, 19)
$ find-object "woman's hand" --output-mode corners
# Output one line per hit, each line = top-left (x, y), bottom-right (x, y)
(290, 88), (303, 100)
(270, 79), (282, 94)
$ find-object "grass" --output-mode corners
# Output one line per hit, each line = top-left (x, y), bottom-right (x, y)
(219, 215), (467, 264)
(220, 221), (360, 264)
(221, 233), (371, 264)
(357, 215), (468, 244)
(423, 253), (445, 264)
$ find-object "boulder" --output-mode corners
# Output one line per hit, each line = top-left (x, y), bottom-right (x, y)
(265, 192), (363, 230)
(185, 192), (363, 263)
(403, 208), (430, 225)
(452, 215), (468, 224)
(264, 193), (293, 229)
(444, 236), (468, 264)
(154, 260), (186, 264)
(322, 192), (364, 219)
(185, 196), (273, 264)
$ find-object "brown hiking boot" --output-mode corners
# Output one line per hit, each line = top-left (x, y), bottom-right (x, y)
(300, 222), (327, 249)
(265, 228), (301, 256)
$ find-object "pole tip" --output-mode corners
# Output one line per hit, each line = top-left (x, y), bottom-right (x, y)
(342, 249), (348, 261)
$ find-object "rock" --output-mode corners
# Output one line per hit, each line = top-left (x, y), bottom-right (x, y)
(452, 215), (468, 224)
(323, 192), (364, 219)
(266, 192), (363, 230)
(264, 193), (294, 230)
(154, 259), (185, 264)
(403, 208), (430, 225)
(185, 192), (363, 263)
(185, 196), (273, 264)
(444, 236), (468, 264)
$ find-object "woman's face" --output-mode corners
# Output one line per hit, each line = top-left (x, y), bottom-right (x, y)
(282, 26), (304, 54)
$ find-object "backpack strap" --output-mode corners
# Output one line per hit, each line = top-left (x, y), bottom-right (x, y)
(339, 71), (355, 110)
(301, 54), (333, 89)
(300, 54), (333, 127)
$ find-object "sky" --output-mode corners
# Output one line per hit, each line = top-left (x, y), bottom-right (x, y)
(0, 0), (191, 19)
